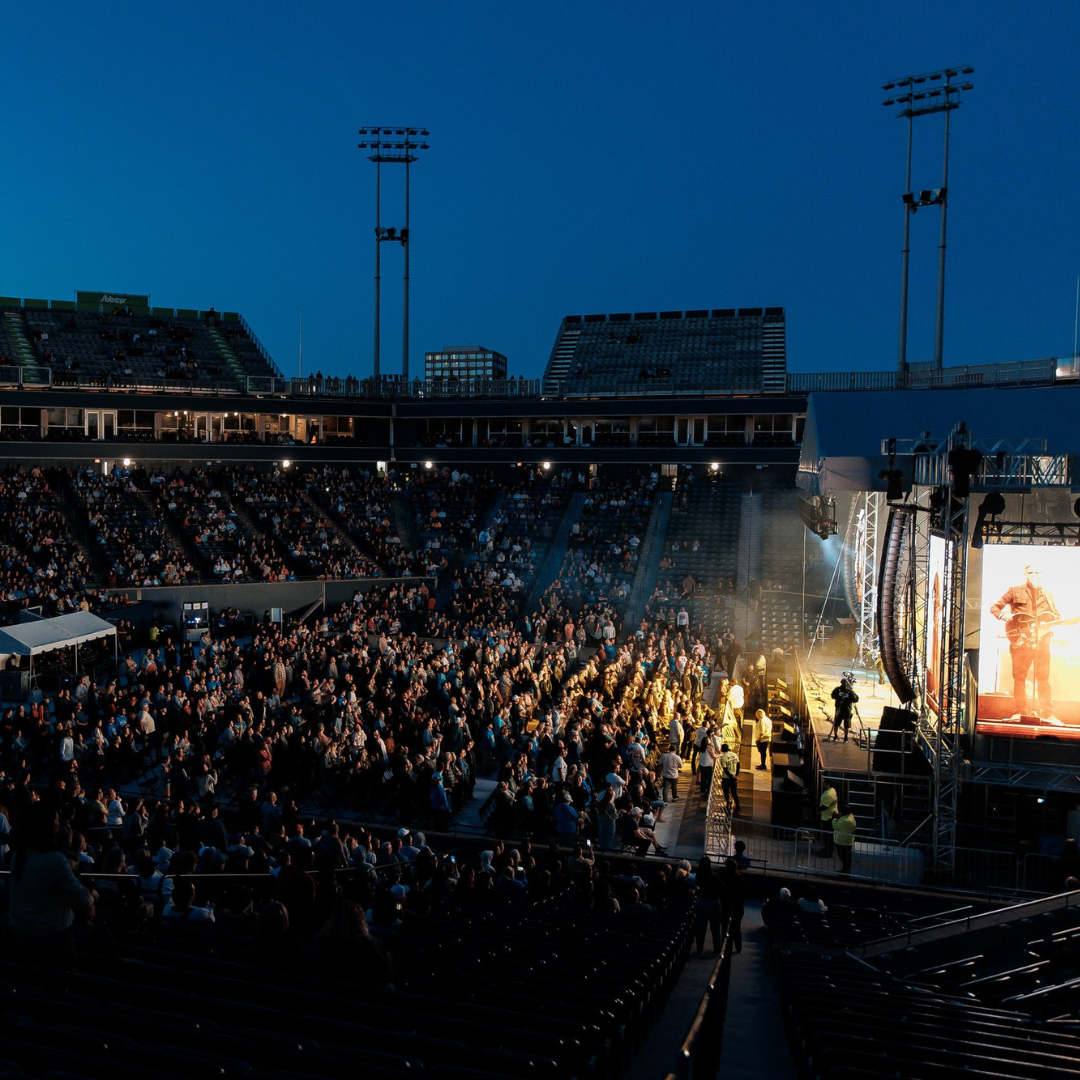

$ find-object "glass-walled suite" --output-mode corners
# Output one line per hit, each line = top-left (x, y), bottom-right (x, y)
(0, 403), (804, 449)
(753, 413), (795, 445)
(480, 417), (523, 448)
(638, 416), (676, 447)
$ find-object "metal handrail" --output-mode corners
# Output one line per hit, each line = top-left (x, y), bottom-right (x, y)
(787, 358), (1058, 394)
(850, 887), (1080, 959)
(665, 934), (734, 1080)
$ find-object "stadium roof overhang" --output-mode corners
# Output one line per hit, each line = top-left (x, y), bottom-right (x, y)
(797, 386), (1080, 495)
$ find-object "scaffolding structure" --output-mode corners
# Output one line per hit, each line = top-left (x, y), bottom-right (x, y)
(881, 426), (1074, 868)
(855, 492), (881, 668)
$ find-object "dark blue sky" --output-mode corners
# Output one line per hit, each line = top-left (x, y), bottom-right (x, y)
(2, 4), (1078, 380)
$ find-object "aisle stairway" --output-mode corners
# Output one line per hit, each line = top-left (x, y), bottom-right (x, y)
(623, 491), (672, 630)
(545, 324), (581, 382)
(522, 492), (587, 615)
(206, 325), (251, 387)
(2, 309), (44, 380)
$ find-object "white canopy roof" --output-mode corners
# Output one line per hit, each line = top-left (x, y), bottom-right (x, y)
(0, 612), (117, 657)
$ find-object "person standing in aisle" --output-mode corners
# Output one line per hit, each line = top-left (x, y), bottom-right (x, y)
(818, 781), (838, 857)
(833, 803), (857, 874)
(830, 677), (858, 742)
(719, 743), (741, 813)
(753, 709), (772, 770)
(658, 746), (683, 802)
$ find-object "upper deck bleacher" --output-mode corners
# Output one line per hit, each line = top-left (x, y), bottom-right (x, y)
(544, 307), (788, 396)
(0, 294), (280, 390)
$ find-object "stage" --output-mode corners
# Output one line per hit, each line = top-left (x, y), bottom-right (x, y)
(798, 647), (912, 777)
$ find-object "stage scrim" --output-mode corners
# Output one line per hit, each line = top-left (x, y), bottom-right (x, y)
(976, 545), (1080, 738)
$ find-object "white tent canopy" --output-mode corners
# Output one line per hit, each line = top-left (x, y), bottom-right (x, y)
(0, 612), (117, 657)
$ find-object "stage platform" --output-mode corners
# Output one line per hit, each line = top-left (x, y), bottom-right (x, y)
(798, 648), (910, 777)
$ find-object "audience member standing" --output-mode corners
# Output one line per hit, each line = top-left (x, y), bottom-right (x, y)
(5, 800), (95, 964)
(753, 709), (772, 770)
(833, 803), (857, 874)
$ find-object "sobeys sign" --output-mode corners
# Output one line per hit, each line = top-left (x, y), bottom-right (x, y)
(75, 291), (151, 312)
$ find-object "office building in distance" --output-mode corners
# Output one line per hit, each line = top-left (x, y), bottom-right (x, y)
(424, 344), (507, 382)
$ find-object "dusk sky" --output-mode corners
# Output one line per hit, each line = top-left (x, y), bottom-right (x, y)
(1, 4), (1078, 381)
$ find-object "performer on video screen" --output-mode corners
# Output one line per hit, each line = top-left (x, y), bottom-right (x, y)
(990, 564), (1060, 721)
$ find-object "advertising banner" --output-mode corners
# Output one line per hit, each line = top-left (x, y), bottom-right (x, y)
(75, 291), (150, 314)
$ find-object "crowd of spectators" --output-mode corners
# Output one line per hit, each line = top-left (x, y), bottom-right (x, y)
(0, 467), (94, 617)
(438, 472), (571, 639)
(68, 466), (197, 587)
(313, 466), (427, 577)
(539, 473), (654, 620)
(228, 465), (379, 580)
(152, 466), (294, 583)
(0, 602), (738, 1019)
(407, 467), (494, 555)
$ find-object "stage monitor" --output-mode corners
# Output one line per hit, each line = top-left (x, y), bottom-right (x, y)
(976, 546), (1080, 740)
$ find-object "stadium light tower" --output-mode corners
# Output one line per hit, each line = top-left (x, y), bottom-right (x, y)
(358, 127), (431, 380)
(882, 67), (974, 373)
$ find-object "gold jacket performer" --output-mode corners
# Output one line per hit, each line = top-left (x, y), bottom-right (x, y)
(990, 565), (1060, 721)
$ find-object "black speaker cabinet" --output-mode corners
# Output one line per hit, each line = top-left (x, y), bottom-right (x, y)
(872, 706), (923, 773)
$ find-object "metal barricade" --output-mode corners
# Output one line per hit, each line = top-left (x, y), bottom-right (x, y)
(724, 817), (1023, 893)
(1022, 852), (1067, 894)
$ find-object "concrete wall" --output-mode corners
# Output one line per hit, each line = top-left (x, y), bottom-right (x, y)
(105, 576), (433, 630)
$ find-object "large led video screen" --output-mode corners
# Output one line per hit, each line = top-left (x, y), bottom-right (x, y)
(977, 546), (1080, 738)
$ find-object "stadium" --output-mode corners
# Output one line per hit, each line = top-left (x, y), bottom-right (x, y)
(1, 285), (1079, 1079)
(4, 8), (1080, 1080)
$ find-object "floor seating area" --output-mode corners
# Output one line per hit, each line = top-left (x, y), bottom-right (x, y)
(779, 948), (1080, 1080)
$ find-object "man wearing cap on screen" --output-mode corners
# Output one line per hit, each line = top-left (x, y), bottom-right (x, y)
(991, 564), (1061, 722)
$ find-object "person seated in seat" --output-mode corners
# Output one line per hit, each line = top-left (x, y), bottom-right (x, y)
(162, 878), (214, 923)
(619, 807), (666, 857)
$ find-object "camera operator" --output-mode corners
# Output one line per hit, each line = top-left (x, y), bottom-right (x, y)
(829, 677), (858, 743)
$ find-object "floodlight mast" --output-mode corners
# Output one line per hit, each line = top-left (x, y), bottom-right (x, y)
(882, 67), (974, 373)
(358, 127), (431, 380)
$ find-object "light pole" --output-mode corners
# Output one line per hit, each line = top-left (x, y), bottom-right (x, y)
(358, 127), (430, 380)
(882, 67), (973, 372)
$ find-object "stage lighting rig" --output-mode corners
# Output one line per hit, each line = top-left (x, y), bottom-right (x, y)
(799, 495), (837, 539)
(879, 468), (905, 502)
(970, 491), (1007, 549)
